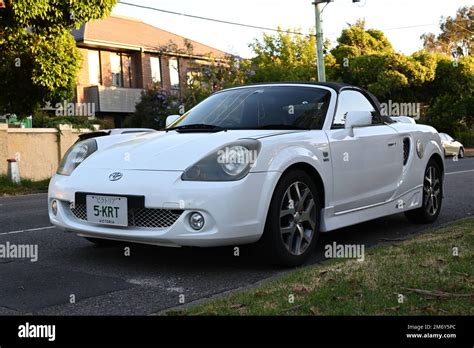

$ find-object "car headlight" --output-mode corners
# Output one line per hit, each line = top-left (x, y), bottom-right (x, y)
(57, 139), (98, 176)
(182, 139), (261, 181)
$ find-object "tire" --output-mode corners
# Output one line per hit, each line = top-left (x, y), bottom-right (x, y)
(405, 159), (442, 224)
(84, 237), (120, 246)
(459, 147), (464, 159)
(257, 169), (321, 266)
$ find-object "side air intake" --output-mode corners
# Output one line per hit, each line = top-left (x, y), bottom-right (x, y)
(403, 137), (410, 165)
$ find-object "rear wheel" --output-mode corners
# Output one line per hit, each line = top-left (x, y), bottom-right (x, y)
(405, 159), (442, 224)
(459, 147), (464, 159)
(258, 170), (320, 266)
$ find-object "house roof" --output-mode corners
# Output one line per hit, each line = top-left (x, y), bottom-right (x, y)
(72, 15), (227, 59)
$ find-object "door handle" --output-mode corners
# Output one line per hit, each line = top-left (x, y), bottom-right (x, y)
(387, 142), (397, 147)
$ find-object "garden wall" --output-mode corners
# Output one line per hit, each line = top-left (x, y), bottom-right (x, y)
(0, 124), (88, 181)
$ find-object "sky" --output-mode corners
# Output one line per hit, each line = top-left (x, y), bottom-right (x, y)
(112, 0), (473, 57)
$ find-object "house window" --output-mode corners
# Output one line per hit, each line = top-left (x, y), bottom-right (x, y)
(150, 56), (162, 84)
(110, 53), (123, 87)
(169, 58), (180, 89)
(88, 50), (101, 85)
(122, 54), (133, 88)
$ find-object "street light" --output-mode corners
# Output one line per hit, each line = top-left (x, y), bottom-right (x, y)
(313, 0), (361, 82)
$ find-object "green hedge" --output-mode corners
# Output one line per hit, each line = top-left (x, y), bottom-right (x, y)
(455, 131), (474, 147)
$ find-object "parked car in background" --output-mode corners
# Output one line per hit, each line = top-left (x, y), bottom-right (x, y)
(390, 116), (416, 124)
(439, 133), (464, 158)
(77, 128), (156, 142)
(49, 83), (445, 266)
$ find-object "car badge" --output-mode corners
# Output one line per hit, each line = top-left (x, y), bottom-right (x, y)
(109, 172), (123, 181)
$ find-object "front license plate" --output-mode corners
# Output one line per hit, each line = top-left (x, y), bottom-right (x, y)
(86, 195), (128, 226)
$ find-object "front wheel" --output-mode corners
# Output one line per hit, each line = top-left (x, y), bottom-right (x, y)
(257, 170), (321, 266)
(405, 159), (442, 224)
(459, 147), (464, 159)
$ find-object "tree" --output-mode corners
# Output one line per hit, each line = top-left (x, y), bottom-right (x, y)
(426, 55), (474, 133)
(422, 6), (473, 58)
(329, 22), (437, 102)
(0, 0), (116, 117)
(247, 29), (319, 82)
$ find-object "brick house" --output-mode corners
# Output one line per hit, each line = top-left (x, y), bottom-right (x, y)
(72, 15), (227, 126)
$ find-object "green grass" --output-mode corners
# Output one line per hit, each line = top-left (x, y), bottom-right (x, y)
(0, 175), (50, 195)
(170, 219), (474, 316)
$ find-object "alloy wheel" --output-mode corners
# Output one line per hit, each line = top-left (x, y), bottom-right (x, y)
(423, 165), (441, 216)
(279, 181), (317, 256)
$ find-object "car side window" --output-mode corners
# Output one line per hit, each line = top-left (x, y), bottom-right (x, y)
(332, 90), (378, 128)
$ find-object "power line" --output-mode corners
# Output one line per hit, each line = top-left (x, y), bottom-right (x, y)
(117, 1), (464, 37)
(118, 1), (315, 37)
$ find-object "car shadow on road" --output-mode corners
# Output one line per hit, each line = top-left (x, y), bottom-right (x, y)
(76, 213), (427, 273)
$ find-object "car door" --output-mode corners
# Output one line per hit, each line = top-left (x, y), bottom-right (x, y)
(325, 89), (403, 213)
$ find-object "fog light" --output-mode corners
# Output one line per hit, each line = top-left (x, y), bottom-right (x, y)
(189, 212), (204, 230)
(51, 199), (58, 216)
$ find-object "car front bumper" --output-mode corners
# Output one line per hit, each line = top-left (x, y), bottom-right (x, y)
(48, 169), (279, 247)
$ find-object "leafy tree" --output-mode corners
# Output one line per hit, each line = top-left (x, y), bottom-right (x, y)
(332, 19), (393, 59)
(426, 55), (474, 133)
(0, 0), (116, 117)
(422, 6), (473, 57)
(247, 29), (319, 82)
(329, 22), (437, 102)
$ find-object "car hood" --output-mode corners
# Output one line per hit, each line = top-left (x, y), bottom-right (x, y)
(81, 129), (304, 171)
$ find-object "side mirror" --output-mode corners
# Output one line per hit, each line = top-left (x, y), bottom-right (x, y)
(166, 115), (180, 127)
(345, 111), (373, 129)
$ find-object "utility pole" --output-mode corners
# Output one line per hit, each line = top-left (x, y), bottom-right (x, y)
(313, 0), (331, 82)
(313, 0), (360, 82)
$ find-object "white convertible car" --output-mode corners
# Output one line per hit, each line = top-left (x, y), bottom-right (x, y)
(49, 83), (444, 266)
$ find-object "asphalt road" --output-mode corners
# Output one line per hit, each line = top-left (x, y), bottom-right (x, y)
(0, 157), (473, 315)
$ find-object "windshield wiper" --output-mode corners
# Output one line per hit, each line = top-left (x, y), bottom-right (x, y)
(165, 124), (226, 132)
(256, 124), (311, 130)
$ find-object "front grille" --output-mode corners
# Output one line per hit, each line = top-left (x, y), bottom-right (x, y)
(70, 203), (183, 229)
(403, 137), (410, 165)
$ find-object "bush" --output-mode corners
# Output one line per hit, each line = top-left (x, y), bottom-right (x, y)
(454, 130), (474, 147)
(124, 85), (183, 129)
(32, 111), (108, 130)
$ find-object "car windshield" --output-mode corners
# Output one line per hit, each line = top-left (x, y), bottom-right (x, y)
(440, 133), (453, 141)
(172, 86), (331, 130)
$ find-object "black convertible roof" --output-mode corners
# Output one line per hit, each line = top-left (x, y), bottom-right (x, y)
(244, 81), (355, 92)
(285, 81), (353, 92)
(232, 81), (382, 112)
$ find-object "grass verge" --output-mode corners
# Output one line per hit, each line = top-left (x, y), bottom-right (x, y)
(170, 218), (474, 315)
(0, 175), (50, 195)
